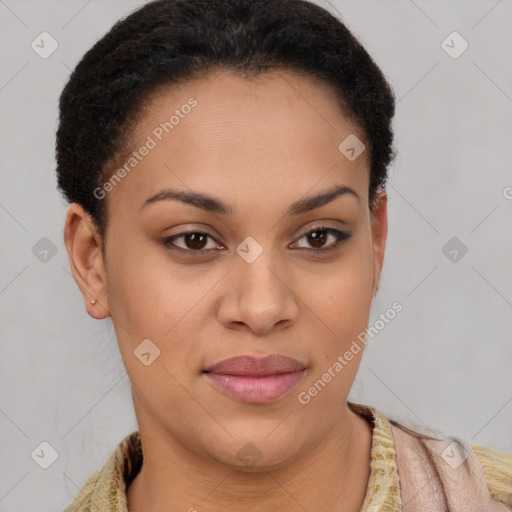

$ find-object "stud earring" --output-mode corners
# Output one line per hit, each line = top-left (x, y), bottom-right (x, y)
(91, 299), (97, 305)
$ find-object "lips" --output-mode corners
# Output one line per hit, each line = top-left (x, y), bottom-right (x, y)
(202, 354), (307, 404)
(203, 354), (305, 377)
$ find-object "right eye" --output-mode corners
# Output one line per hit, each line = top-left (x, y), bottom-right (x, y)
(162, 230), (224, 254)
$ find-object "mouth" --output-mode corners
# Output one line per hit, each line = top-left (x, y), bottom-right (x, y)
(202, 354), (307, 404)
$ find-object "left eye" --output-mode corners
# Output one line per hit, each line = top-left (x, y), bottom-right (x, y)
(162, 227), (351, 254)
(291, 227), (351, 251)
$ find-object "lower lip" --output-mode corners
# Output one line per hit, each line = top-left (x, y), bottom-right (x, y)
(203, 370), (306, 404)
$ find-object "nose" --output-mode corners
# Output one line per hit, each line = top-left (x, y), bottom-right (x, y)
(216, 249), (299, 335)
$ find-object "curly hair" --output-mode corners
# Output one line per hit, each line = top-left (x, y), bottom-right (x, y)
(56, 0), (396, 239)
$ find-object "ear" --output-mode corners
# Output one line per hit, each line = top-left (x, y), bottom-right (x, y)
(63, 203), (110, 319)
(369, 190), (388, 298)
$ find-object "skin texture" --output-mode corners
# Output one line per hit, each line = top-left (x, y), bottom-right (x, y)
(64, 69), (388, 511)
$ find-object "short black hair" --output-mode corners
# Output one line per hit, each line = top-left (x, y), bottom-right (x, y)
(56, 0), (396, 239)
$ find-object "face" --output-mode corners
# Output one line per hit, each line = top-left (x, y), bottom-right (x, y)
(65, 69), (387, 471)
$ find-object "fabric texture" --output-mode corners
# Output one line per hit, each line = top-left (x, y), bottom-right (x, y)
(63, 401), (512, 511)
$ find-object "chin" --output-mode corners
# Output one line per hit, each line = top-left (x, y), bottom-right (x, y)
(198, 431), (307, 473)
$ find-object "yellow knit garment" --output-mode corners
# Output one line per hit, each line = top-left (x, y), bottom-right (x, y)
(63, 402), (512, 511)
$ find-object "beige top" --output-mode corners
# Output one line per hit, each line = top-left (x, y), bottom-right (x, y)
(63, 402), (512, 511)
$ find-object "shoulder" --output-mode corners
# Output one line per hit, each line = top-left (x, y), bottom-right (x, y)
(472, 443), (512, 507)
(389, 421), (512, 510)
(63, 469), (102, 511)
(63, 431), (142, 512)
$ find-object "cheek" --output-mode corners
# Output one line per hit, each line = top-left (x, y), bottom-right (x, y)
(108, 255), (198, 337)
(295, 247), (373, 408)
(106, 254), (208, 409)
(105, 246), (221, 372)
(305, 238), (374, 372)
(319, 237), (373, 319)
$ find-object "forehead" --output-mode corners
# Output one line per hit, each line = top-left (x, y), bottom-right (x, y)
(136, 68), (365, 147)
(108, 69), (369, 213)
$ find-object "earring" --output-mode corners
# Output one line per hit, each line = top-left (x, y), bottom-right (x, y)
(91, 299), (96, 305)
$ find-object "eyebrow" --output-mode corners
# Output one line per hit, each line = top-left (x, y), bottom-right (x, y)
(141, 184), (360, 216)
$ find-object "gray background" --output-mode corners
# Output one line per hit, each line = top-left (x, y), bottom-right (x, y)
(1, 0), (511, 510)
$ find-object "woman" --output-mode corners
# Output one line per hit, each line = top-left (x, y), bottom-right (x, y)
(58, 0), (511, 510)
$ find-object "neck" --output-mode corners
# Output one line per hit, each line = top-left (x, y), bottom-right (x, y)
(126, 404), (373, 512)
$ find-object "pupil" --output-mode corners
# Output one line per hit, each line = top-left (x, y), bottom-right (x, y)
(187, 233), (207, 250)
(309, 230), (326, 248)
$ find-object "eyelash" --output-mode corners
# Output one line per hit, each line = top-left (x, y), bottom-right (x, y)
(162, 226), (351, 256)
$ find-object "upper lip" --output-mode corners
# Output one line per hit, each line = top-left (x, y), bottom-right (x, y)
(203, 354), (306, 377)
